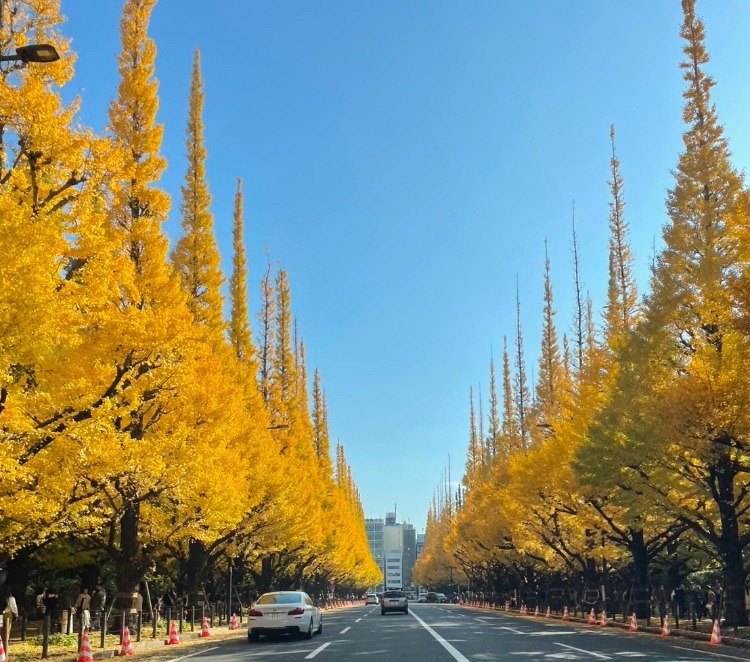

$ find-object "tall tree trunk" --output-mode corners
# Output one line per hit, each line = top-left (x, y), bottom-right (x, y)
(116, 500), (146, 594)
(715, 457), (748, 626)
(629, 529), (651, 620)
(186, 540), (207, 594)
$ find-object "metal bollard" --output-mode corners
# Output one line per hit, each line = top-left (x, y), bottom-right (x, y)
(190, 606), (195, 632)
(179, 607), (184, 633)
(100, 611), (106, 649)
(137, 611), (142, 642)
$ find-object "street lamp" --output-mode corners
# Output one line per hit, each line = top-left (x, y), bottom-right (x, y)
(0, 43), (59, 64)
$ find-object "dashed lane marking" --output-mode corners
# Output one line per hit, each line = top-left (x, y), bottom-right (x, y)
(556, 642), (612, 659)
(163, 647), (220, 662)
(672, 646), (750, 661)
(304, 642), (331, 659)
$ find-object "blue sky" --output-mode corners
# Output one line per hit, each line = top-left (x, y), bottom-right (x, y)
(59, 1), (750, 533)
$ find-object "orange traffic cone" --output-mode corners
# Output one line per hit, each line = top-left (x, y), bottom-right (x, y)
(78, 630), (94, 662)
(660, 615), (671, 637)
(546, 606), (551, 618)
(627, 613), (638, 632)
(533, 606), (540, 617)
(710, 619), (722, 645)
(562, 606), (570, 621)
(119, 626), (134, 656)
(200, 616), (210, 637)
(587, 608), (596, 625)
(0, 636), (6, 662)
(168, 621), (180, 645)
(230, 613), (239, 630)
(599, 612), (608, 627)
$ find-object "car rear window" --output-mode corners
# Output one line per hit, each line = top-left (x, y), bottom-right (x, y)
(257, 593), (302, 605)
(384, 591), (405, 598)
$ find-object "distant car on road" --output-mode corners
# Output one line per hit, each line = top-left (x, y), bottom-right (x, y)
(381, 590), (409, 615)
(365, 593), (379, 605)
(247, 591), (322, 641)
(418, 595), (427, 603)
(425, 592), (449, 603)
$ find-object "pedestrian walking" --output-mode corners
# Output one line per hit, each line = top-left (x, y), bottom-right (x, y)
(2, 589), (18, 636)
(75, 588), (91, 631)
(90, 585), (106, 631)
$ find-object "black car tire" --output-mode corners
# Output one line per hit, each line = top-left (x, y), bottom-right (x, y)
(381, 608), (386, 615)
(248, 631), (259, 642)
(306, 618), (315, 639)
(316, 621), (323, 634)
(404, 607), (408, 614)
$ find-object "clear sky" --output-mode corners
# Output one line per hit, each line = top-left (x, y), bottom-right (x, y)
(58, 1), (750, 533)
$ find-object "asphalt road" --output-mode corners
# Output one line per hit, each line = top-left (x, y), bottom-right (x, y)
(161, 604), (750, 661)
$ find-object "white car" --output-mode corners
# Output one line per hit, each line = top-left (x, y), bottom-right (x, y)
(365, 593), (379, 605)
(247, 591), (322, 641)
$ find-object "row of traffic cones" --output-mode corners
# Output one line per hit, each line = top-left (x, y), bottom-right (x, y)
(515, 604), (724, 646)
(72, 620), (188, 662)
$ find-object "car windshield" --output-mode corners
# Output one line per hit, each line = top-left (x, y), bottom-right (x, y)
(256, 592), (302, 605)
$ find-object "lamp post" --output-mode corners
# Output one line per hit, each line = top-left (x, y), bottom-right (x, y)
(0, 43), (59, 63)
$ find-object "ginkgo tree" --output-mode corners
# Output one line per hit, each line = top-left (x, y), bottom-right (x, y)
(1, 0), (377, 602)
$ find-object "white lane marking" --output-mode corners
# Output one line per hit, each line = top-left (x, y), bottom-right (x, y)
(499, 626), (525, 634)
(355, 618), (362, 622)
(409, 610), (470, 662)
(555, 642), (611, 659)
(673, 645), (750, 661)
(163, 647), (219, 662)
(340, 626), (351, 634)
(304, 642), (331, 659)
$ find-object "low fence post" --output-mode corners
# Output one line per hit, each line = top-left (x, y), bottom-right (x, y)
(190, 606), (195, 632)
(42, 614), (50, 659)
(100, 612), (105, 649)
(137, 611), (142, 642)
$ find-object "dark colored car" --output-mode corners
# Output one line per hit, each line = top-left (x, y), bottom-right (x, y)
(425, 591), (449, 603)
(381, 590), (408, 614)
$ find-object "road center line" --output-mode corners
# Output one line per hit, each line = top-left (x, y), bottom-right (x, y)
(340, 626), (351, 634)
(304, 642), (331, 659)
(555, 642), (611, 659)
(409, 610), (470, 662)
(672, 645), (750, 661)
